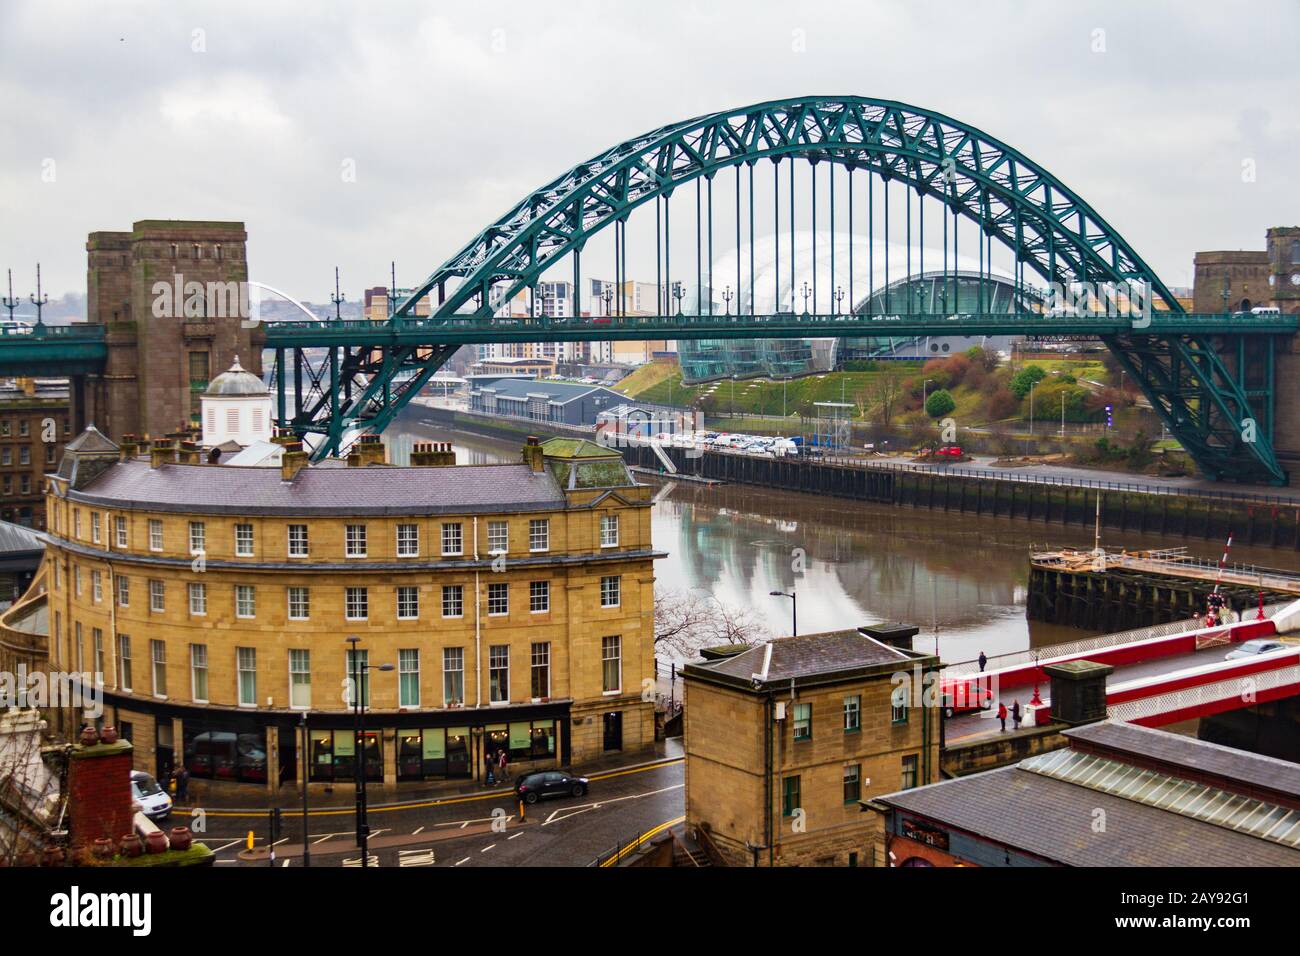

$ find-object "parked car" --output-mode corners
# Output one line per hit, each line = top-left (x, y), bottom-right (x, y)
(1225, 639), (1289, 661)
(515, 770), (590, 804)
(130, 770), (173, 822)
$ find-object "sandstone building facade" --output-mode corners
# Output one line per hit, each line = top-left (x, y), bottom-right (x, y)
(41, 431), (660, 791)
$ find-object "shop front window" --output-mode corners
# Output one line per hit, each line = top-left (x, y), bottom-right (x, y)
(183, 717), (268, 784)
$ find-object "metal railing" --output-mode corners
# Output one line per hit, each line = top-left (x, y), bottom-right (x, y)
(943, 600), (1291, 677)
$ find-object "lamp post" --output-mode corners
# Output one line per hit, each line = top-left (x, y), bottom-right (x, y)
(833, 285), (845, 315)
(300, 711), (310, 867)
(769, 590), (797, 636)
(722, 285), (734, 316)
(1029, 380), (1036, 436)
(346, 636), (394, 868)
(801, 281), (811, 314)
(922, 378), (933, 410)
(672, 281), (685, 315)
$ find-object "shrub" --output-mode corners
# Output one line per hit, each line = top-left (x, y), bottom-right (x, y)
(925, 388), (956, 418)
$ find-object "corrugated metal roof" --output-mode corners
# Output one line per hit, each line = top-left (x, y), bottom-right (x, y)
(878, 764), (1300, 867)
(0, 520), (44, 555)
(67, 459), (568, 516)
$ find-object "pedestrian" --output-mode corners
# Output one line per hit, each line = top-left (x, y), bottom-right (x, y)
(997, 702), (1007, 732)
(485, 749), (497, 787)
(174, 764), (189, 802)
(1011, 700), (1022, 730)
(978, 651), (988, 673)
(498, 747), (509, 782)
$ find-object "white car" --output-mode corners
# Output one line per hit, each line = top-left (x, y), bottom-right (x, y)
(1224, 639), (1288, 661)
(131, 770), (173, 822)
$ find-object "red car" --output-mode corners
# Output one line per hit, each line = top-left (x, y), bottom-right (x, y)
(939, 676), (994, 717)
(936, 445), (964, 458)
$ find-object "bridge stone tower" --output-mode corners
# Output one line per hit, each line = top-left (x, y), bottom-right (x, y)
(80, 220), (265, 441)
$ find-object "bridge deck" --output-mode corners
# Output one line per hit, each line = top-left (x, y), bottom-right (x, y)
(1032, 547), (1300, 595)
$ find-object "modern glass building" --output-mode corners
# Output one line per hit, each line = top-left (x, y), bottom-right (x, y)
(841, 271), (1041, 361)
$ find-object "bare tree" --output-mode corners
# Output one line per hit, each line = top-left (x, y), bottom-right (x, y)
(654, 587), (771, 658)
(867, 366), (904, 426)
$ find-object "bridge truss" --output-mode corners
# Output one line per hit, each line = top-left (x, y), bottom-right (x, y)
(216, 98), (1300, 480)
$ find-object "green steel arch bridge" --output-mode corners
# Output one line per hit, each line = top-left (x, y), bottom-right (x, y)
(3, 97), (1295, 482)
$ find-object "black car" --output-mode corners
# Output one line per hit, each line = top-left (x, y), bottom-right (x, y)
(515, 770), (590, 804)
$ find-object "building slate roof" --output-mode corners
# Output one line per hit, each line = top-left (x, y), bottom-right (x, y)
(0, 520), (44, 556)
(876, 763), (1300, 867)
(689, 629), (918, 689)
(475, 377), (612, 404)
(1064, 720), (1300, 801)
(65, 459), (569, 516)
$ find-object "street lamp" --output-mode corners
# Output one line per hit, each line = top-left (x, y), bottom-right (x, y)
(922, 378), (933, 409)
(833, 285), (845, 315)
(300, 711), (311, 867)
(801, 281), (812, 314)
(722, 285), (734, 316)
(769, 590), (797, 636)
(672, 281), (685, 315)
(346, 636), (394, 868)
(1029, 379), (1036, 436)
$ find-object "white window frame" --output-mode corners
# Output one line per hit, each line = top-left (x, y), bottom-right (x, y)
(91, 570), (102, 603)
(487, 520), (508, 554)
(188, 581), (207, 616)
(601, 635), (622, 694)
(487, 582), (509, 617)
(345, 586), (369, 621)
(288, 648), (311, 710)
(441, 522), (463, 557)
(234, 522), (255, 557)
(188, 520), (206, 555)
(191, 643), (208, 702)
(114, 515), (128, 548)
(600, 514), (619, 548)
(288, 586), (310, 621)
(398, 648), (420, 708)
(287, 524), (309, 557)
(396, 523), (420, 557)
(600, 574), (621, 608)
(488, 644), (509, 703)
(117, 634), (132, 691)
(236, 647), (256, 707)
(396, 586), (419, 620)
(442, 584), (464, 619)
(443, 647), (464, 706)
(235, 584), (256, 619)
(528, 518), (549, 553)
(529, 580), (550, 614)
(116, 574), (129, 608)
(149, 579), (165, 613)
(91, 512), (101, 545)
(345, 523), (367, 558)
(531, 641), (551, 699)
(148, 519), (163, 552)
(150, 639), (167, 698)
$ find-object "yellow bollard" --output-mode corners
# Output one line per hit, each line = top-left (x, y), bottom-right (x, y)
(519, 799), (526, 824)
(246, 830), (255, 851)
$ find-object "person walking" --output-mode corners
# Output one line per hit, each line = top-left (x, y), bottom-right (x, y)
(485, 748), (497, 787)
(1011, 700), (1022, 730)
(498, 747), (509, 782)
(978, 651), (988, 673)
(997, 701), (1007, 732)
(174, 764), (189, 803)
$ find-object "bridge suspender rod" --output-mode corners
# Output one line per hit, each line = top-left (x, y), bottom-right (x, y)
(748, 163), (755, 316)
(906, 180), (912, 311)
(848, 165), (854, 312)
(952, 183), (958, 316)
(707, 176), (714, 316)
(884, 177), (890, 313)
(868, 172), (874, 315)
(696, 178), (703, 316)
(789, 159), (795, 314)
(978, 200), (984, 313)
(665, 192), (676, 316)
(655, 195), (662, 318)
(773, 159), (780, 312)
(829, 160), (835, 313)
(942, 186), (948, 314)
(735, 164), (742, 314)
(919, 188), (925, 310)
(810, 160), (817, 313)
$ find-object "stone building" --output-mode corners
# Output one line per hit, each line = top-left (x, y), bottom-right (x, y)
(683, 625), (941, 867)
(0, 377), (71, 529)
(39, 430), (661, 792)
(1192, 227), (1300, 315)
(80, 220), (263, 441)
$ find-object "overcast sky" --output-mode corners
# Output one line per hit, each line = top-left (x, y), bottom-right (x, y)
(1, 0), (1296, 305)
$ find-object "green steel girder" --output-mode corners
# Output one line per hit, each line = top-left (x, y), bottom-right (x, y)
(395, 97), (1183, 319)
(0, 325), (107, 376)
(265, 96), (1286, 482)
(1102, 332), (1286, 485)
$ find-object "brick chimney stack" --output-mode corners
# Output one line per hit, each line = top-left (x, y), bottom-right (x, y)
(149, 439), (178, 469)
(66, 733), (135, 851)
(410, 441), (457, 467)
(521, 435), (545, 473)
(355, 434), (388, 466)
(281, 441), (310, 482)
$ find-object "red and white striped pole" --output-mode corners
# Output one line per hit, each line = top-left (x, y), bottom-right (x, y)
(1208, 532), (1232, 624)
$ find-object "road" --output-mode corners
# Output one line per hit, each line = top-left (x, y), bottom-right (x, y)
(200, 758), (684, 868)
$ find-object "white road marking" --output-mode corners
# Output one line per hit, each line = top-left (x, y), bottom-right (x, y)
(342, 854), (380, 867)
(508, 832), (524, 840)
(454, 856), (471, 866)
(272, 837), (290, 847)
(211, 840), (241, 853)
(542, 784), (683, 826)
(398, 848), (437, 867)
(480, 843), (496, 853)
(313, 833), (338, 845)
(412, 826), (425, 836)
(282, 859), (292, 867)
